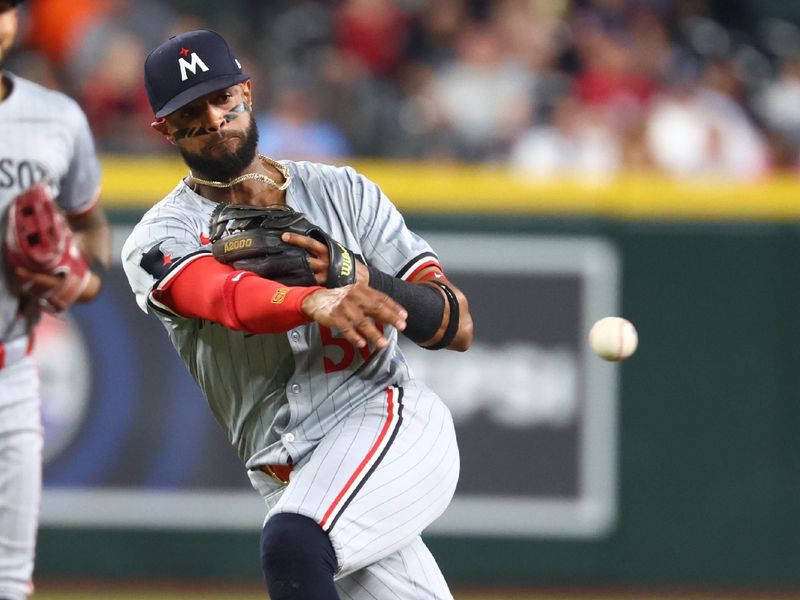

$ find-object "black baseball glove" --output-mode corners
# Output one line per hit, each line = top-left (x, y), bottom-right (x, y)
(208, 203), (357, 288)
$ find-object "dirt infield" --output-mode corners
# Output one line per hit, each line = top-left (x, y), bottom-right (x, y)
(30, 583), (800, 600)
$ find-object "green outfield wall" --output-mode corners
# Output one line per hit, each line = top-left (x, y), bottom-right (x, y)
(34, 159), (800, 588)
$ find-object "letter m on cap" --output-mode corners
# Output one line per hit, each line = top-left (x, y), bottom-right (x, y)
(178, 52), (209, 81)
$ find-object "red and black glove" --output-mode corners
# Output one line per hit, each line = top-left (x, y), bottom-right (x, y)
(3, 184), (91, 313)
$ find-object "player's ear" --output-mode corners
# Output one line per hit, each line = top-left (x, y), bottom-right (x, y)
(240, 81), (253, 110)
(150, 117), (174, 144)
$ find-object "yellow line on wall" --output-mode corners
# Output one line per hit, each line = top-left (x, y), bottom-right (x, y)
(99, 156), (800, 221)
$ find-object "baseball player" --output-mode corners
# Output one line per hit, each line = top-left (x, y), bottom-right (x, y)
(0, 2), (111, 599)
(122, 30), (473, 599)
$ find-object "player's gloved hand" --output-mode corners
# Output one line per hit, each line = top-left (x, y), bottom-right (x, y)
(14, 267), (101, 307)
(301, 282), (407, 350)
(3, 184), (95, 313)
(280, 231), (370, 286)
(209, 203), (358, 288)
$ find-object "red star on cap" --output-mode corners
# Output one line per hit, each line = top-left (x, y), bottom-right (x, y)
(162, 254), (173, 266)
(179, 47), (190, 57)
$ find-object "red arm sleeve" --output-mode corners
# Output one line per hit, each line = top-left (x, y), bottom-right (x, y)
(153, 255), (321, 334)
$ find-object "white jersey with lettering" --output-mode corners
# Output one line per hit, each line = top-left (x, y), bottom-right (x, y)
(0, 72), (101, 600)
(122, 160), (459, 598)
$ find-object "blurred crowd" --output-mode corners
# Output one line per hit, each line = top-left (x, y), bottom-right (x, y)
(8, 0), (800, 180)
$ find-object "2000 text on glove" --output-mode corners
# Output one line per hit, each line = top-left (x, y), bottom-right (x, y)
(209, 203), (357, 288)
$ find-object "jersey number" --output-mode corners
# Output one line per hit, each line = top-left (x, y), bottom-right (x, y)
(320, 324), (383, 373)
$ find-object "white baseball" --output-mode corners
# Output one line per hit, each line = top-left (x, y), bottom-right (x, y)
(589, 317), (638, 361)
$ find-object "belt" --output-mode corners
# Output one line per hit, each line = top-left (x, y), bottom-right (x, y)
(0, 334), (34, 369)
(260, 464), (293, 485)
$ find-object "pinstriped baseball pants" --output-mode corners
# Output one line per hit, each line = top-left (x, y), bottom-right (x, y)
(249, 381), (459, 599)
(0, 357), (41, 600)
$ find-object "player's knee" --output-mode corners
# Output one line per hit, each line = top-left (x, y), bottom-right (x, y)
(260, 513), (337, 583)
(261, 513), (335, 564)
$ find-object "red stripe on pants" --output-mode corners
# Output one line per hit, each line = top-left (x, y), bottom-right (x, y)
(319, 388), (396, 529)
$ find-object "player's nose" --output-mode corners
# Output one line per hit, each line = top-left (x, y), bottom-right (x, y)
(200, 104), (228, 133)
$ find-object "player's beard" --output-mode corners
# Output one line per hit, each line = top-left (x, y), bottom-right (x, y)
(180, 118), (260, 182)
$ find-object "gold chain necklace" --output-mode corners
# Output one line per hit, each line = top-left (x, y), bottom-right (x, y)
(189, 155), (292, 191)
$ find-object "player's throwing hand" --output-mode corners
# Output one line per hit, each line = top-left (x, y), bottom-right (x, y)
(301, 283), (407, 349)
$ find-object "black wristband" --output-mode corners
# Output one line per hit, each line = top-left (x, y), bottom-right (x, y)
(367, 266), (444, 344)
(366, 266), (395, 295)
(424, 280), (459, 350)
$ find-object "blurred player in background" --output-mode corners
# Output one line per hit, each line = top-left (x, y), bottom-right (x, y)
(123, 29), (472, 600)
(0, 1), (111, 599)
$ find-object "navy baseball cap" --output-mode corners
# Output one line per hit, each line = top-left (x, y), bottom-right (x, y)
(144, 29), (249, 118)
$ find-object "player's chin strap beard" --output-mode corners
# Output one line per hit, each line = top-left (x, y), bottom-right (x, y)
(189, 154), (293, 191)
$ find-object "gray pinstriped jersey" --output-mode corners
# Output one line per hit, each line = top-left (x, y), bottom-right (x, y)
(0, 72), (101, 342)
(122, 161), (442, 469)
